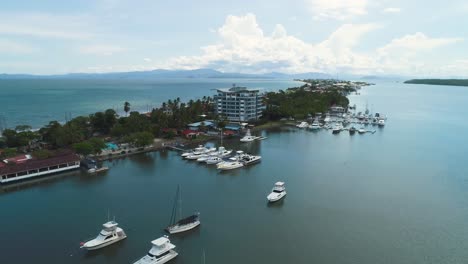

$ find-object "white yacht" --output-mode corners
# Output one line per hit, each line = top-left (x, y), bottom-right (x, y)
(378, 119), (385, 126)
(240, 129), (258, 142)
(133, 236), (178, 264)
(240, 154), (262, 165)
(296, 122), (309, 128)
(205, 156), (223, 165)
(267, 182), (287, 202)
(358, 127), (366, 134)
(324, 114), (331, 123)
(217, 161), (244, 171)
(80, 221), (127, 250)
(186, 153), (208, 160)
(229, 150), (245, 161)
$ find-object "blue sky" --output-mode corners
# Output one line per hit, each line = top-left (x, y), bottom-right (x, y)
(1, 0), (467, 77)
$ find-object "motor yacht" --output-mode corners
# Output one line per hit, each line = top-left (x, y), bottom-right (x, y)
(358, 127), (366, 134)
(181, 145), (206, 157)
(80, 221), (127, 250)
(349, 126), (356, 135)
(267, 182), (287, 202)
(216, 146), (232, 157)
(378, 119), (385, 126)
(133, 236), (178, 264)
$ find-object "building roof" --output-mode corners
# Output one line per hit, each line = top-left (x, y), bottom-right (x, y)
(187, 120), (214, 127)
(181, 129), (199, 136)
(216, 85), (261, 93)
(0, 151), (80, 175)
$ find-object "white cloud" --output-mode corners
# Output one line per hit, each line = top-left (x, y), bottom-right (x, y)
(79, 45), (126, 56)
(143, 58), (152, 62)
(0, 39), (37, 54)
(383, 7), (401, 13)
(161, 14), (463, 76)
(306, 0), (368, 20)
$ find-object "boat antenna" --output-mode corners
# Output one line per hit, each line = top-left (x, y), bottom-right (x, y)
(107, 209), (110, 222)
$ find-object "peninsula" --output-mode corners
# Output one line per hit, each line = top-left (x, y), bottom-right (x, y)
(404, 79), (468, 87)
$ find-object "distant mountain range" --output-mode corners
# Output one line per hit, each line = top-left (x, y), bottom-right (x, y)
(0, 68), (333, 80)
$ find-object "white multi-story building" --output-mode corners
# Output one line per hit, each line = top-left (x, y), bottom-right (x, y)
(214, 85), (265, 121)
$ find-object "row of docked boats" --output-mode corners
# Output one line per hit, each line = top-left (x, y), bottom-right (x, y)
(181, 145), (261, 171)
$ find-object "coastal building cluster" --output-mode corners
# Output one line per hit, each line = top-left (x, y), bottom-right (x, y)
(0, 80), (372, 186)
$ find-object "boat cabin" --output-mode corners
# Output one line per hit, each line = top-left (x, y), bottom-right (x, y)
(148, 237), (175, 258)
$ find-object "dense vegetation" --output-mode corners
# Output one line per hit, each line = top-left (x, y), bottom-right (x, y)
(262, 88), (349, 120)
(404, 79), (468, 87)
(1, 97), (215, 157)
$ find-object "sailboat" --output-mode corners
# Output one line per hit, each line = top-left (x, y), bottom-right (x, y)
(165, 185), (200, 234)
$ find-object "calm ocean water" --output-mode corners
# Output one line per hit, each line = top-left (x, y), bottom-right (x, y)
(1, 80), (468, 264)
(0, 78), (300, 128)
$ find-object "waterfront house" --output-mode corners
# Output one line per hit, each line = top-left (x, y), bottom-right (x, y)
(181, 129), (199, 139)
(187, 120), (215, 131)
(330, 106), (346, 116)
(214, 85), (265, 121)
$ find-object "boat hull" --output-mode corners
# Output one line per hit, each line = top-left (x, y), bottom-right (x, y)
(81, 235), (127, 250)
(166, 220), (200, 234)
(267, 192), (286, 202)
(133, 250), (178, 264)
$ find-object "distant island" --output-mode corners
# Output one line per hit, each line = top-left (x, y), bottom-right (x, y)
(404, 79), (468, 87)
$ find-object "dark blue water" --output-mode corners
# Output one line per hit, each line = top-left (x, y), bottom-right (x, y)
(1, 80), (468, 264)
(0, 78), (300, 128)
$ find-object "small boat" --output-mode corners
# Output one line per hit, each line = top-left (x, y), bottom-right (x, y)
(296, 122), (309, 128)
(165, 186), (200, 234)
(378, 119), (385, 127)
(205, 156), (223, 165)
(80, 220), (127, 250)
(240, 129), (258, 142)
(133, 236), (178, 264)
(349, 126), (356, 135)
(358, 127), (366, 134)
(229, 150), (244, 161)
(240, 154), (262, 165)
(217, 161), (244, 171)
(332, 123), (343, 134)
(196, 154), (212, 162)
(186, 153), (208, 160)
(267, 182), (287, 202)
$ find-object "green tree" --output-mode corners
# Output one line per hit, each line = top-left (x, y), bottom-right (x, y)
(2, 129), (17, 147)
(130, 132), (154, 147)
(88, 137), (106, 154)
(72, 141), (94, 156)
(15, 125), (32, 132)
(124, 102), (131, 116)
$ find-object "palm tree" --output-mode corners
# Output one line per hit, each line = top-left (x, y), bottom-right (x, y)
(124, 102), (131, 116)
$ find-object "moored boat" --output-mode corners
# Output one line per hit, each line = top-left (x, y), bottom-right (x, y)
(165, 186), (200, 234)
(133, 236), (178, 264)
(267, 182), (287, 202)
(240, 129), (258, 142)
(80, 221), (127, 250)
(217, 161), (244, 171)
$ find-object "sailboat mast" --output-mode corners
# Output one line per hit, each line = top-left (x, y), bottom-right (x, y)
(178, 185), (182, 221)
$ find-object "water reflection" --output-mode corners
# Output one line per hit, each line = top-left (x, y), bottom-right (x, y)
(0, 170), (81, 194)
(266, 199), (285, 208)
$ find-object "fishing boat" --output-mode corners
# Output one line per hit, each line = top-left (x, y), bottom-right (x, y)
(133, 236), (178, 264)
(80, 220), (127, 250)
(378, 119), (385, 127)
(165, 186), (200, 234)
(240, 129), (258, 142)
(267, 182), (287, 202)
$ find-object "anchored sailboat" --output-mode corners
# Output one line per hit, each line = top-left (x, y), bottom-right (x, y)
(165, 185), (200, 234)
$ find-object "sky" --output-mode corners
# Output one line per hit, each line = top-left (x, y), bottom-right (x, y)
(1, 0), (468, 77)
